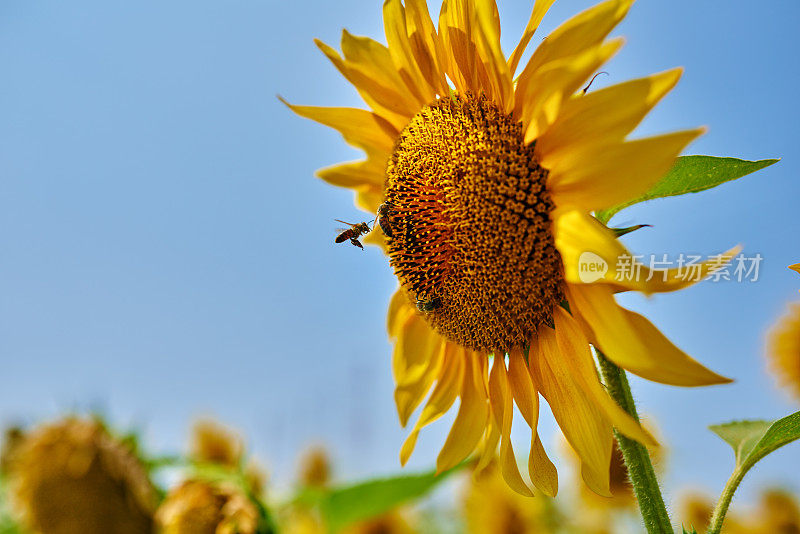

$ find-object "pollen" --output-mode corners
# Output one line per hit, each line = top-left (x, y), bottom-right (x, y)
(384, 92), (564, 353)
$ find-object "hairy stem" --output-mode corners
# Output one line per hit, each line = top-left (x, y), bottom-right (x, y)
(596, 351), (673, 534)
(706, 468), (746, 534)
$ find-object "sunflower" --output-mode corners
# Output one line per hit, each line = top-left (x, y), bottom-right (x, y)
(190, 419), (245, 469)
(767, 264), (800, 402)
(286, 0), (734, 496)
(464, 460), (557, 534)
(155, 479), (260, 534)
(4, 417), (158, 534)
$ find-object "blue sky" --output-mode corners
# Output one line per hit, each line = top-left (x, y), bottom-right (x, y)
(0, 0), (798, 508)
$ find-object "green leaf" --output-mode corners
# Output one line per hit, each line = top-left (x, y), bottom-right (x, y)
(308, 466), (462, 533)
(682, 527), (699, 534)
(710, 411), (800, 477)
(596, 155), (779, 223)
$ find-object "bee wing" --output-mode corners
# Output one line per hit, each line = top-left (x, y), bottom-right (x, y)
(334, 219), (355, 227)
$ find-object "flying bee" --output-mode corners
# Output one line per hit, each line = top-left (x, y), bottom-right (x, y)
(416, 296), (442, 313)
(376, 202), (395, 238)
(334, 219), (373, 250)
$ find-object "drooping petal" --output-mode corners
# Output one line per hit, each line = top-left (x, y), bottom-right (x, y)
(488, 356), (533, 496)
(506, 349), (538, 430)
(554, 209), (742, 294)
(507, 0), (557, 76)
(280, 99), (398, 155)
(387, 291), (413, 339)
(392, 312), (443, 426)
(552, 307), (657, 446)
(537, 68), (683, 161)
(401, 344), (464, 465)
(529, 435), (559, 497)
(546, 128), (705, 210)
(531, 329), (613, 496)
(475, 418), (501, 476)
(506, 349), (559, 496)
(437, 350), (489, 473)
(568, 284), (733, 386)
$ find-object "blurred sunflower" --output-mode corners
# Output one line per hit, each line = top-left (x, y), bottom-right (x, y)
(756, 488), (800, 534)
(3, 417), (158, 534)
(297, 446), (332, 489)
(287, 0), (734, 496)
(283, 447), (416, 534)
(190, 419), (245, 469)
(767, 264), (800, 402)
(464, 461), (557, 534)
(156, 479), (260, 534)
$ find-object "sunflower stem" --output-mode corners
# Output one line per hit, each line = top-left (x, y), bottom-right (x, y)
(706, 467), (746, 534)
(596, 351), (673, 534)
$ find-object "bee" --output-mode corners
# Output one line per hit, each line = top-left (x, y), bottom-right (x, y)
(334, 219), (373, 250)
(376, 202), (395, 238)
(416, 297), (442, 313)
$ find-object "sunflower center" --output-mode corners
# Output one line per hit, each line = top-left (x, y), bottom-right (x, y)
(384, 92), (564, 353)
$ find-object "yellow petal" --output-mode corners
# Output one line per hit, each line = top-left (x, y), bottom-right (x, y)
(524, 342), (559, 496)
(554, 209), (742, 294)
(519, 0), (632, 83)
(507, 0), (557, 75)
(537, 68), (683, 162)
(473, 0), (514, 111)
(519, 39), (624, 144)
(437, 351), (489, 473)
(279, 98), (397, 155)
(488, 356), (533, 497)
(546, 129), (705, 211)
(475, 419), (500, 475)
(395, 337), (445, 428)
(531, 329), (612, 496)
(553, 307), (656, 446)
(438, 0), (491, 94)
(315, 158), (385, 189)
(393, 313), (443, 426)
(530, 435), (559, 497)
(355, 188), (384, 213)
(387, 290), (413, 339)
(506, 348), (538, 430)
(316, 37), (417, 127)
(401, 344), (464, 465)
(568, 284), (733, 386)
(383, 0), (433, 105)
(790, 263), (800, 275)
(404, 0), (449, 95)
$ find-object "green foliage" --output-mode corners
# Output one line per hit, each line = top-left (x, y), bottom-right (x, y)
(710, 411), (800, 477)
(681, 527), (699, 534)
(705, 411), (800, 534)
(596, 155), (778, 223)
(300, 466), (462, 533)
